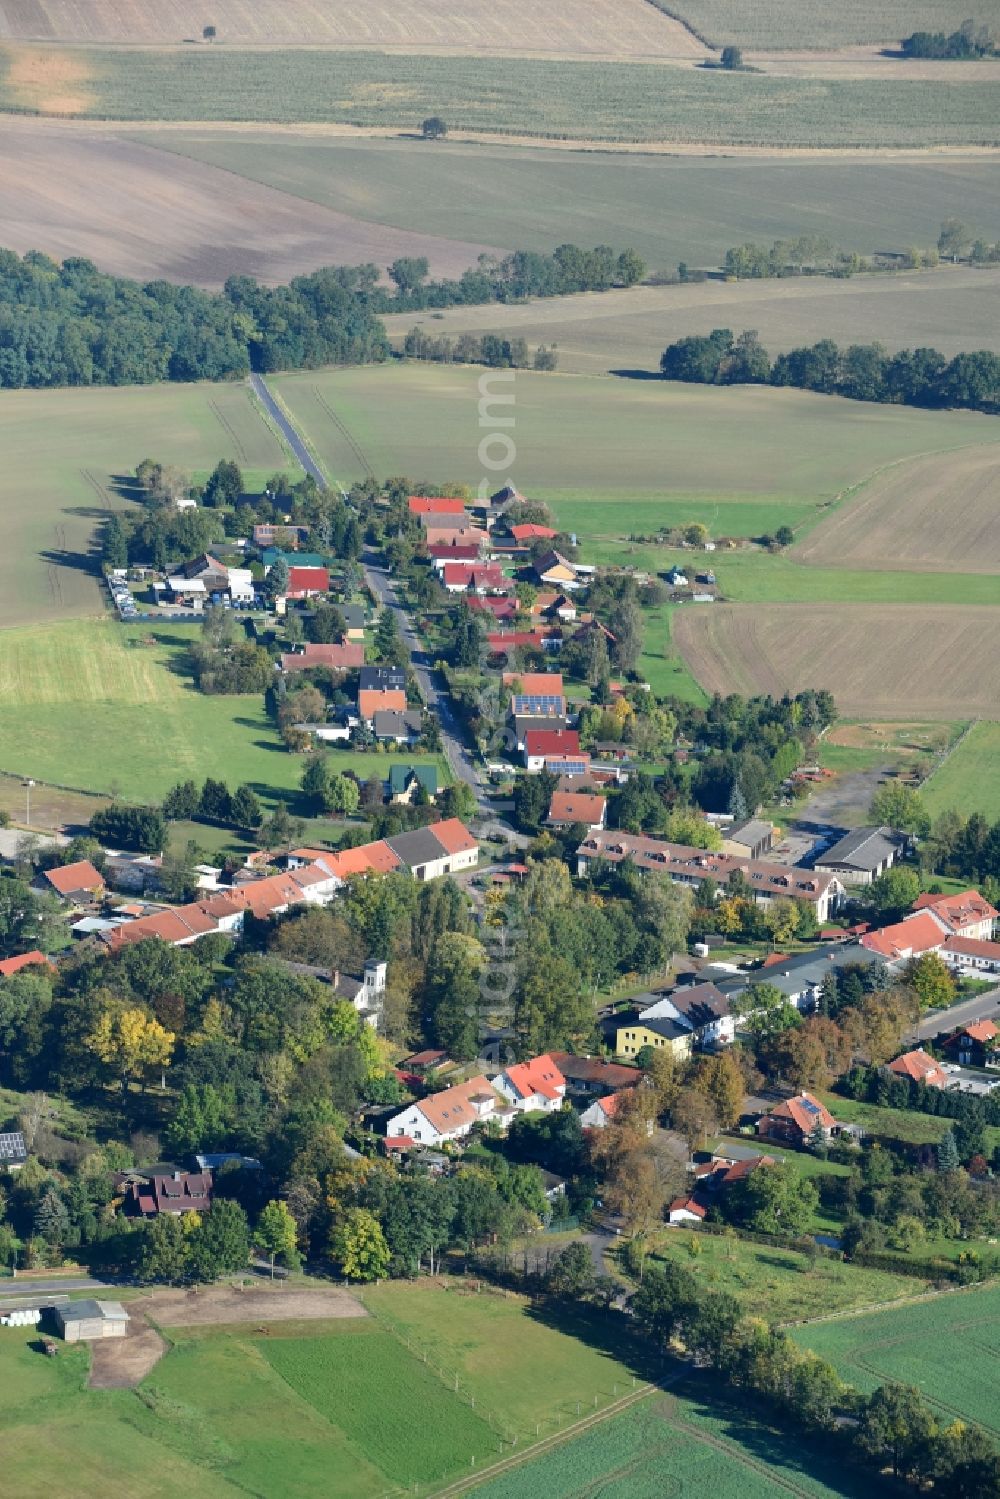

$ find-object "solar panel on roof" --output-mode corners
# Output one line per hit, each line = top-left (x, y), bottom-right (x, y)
(800, 1099), (821, 1115)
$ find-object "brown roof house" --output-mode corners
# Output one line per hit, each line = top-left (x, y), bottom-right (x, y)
(759, 1092), (839, 1147)
(118, 1168), (213, 1217)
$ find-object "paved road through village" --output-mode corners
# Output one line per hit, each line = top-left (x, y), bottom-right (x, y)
(249, 373), (492, 817)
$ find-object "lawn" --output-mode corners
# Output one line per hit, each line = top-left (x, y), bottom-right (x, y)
(272, 364), (990, 520)
(0, 379), (290, 630)
(475, 1387), (881, 1499)
(363, 1282), (648, 1441)
(923, 721), (1000, 821)
(138, 134), (1000, 278)
(820, 1093), (951, 1147)
(791, 1284), (1000, 1434)
(649, 1229), (925, 1324)
(0, 618), (447, 807)
(638, 604), (709, 704)
(4, 47), (998, 147)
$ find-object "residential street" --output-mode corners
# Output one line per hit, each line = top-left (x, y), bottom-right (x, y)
(918, 986), (1000, 1041)
(249, 373), (490, 816)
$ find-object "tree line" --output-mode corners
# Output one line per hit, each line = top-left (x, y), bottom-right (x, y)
(402, 326), (558, 370)
(379, 244), (645, 311)
(901, 19), (996, 57)
(660, 328), (1000, 414)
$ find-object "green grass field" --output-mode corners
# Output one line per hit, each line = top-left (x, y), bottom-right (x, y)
(475, 1387), (880, 1499)
(136, 133), (1000, 277)
(3, 47), (998, 147)
(922, 722), (1000, 820)
(649, 1230), (925, 1324)
(0, 380), (289, 629)
(791, 1284), (1000, 1435)
(638, 604), (709, 703)
(0, 618), (446, 807)
(657, 0), (985, 48)
(819, 1093), (951, 1146)
(272, 364), (991, 521)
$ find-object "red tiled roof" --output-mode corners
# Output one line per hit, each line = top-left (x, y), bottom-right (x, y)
(510, 523), (557, 541)
(964, 1019), (998, 1044)
(286, 566), (330, 596)
(384, 1135), (416, 1150)
(547, 791), (606, 826)
(359, 688), (407, 718)
(862, 911), (945, 960)
(409, 496), (466, 515)
(44, 860), (104, 897)
(501, 1054), (566, 1102)
(428, 818), (478, 857)
(942, 935), (1000, 961)
(503, 672), (564, 694)
(912, 889), (998, 931)
(487, 630), (557, 651)
(414, 1075), (500, 1135)
(442, 563), (506, 589)
(669, 1195), (707, 1219)
(888, 1049), (948, 1087)
(525, 728), (580, 757)
(281, 642), (364, 672)
(765, 1092), (836, 1135)
(429, 544), (481, 562)
(326, 841), (402, 879)
(466, 597), (517, 620)
(0, 950), (53, 978)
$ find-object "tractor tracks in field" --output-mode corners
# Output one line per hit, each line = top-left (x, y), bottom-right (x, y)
(209, 396), (249, 463)
(311, 385), (374, 478)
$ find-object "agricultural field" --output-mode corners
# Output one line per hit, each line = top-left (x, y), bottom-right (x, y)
(673, 603), (1000, 719)
(795, 443), (1000, 575)
(271, 363), (993, 522)
(474, 1389), (876, 1499)
(923, 721), (1000, 820)
(2, 47), (997, 148)
(0, 379), (289, 629)
(0, 120), (493, 287)
(792, 1284), (1000, 1435)
(0, 0), (704, 57)
(657, 0), (988, 50)
(649, 1230), (924, 1324)
(386, 266), (1000, 375)
(139, 132), (1000, 277)
(0, 619), (443, 805)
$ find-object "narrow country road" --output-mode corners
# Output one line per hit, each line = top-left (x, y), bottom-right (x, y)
(0, 1276), (112, 1298)
(249, 373), (490, 814)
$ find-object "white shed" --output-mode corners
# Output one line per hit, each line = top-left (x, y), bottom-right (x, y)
(56, 1299), (129, 1342)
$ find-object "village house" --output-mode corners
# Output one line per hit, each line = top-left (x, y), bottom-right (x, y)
(887, 1048), (949, 1088)
(284, 565), (330, 600)
(40, 859), (106, 905)
(386, 1076), (508, 1146)
(622, 980), (735, 1050)
(940, 935), (1000, 976)
(718, 942), (882, 1014)
(373, 708), (423, 744)
(814, 826), (907, 886)
(280, 642), (364, 674)
(578, 1093), (623, 1130)
(861, 911), (948, 963)
(950, 1019), (999, 1067)
(491, 1054), (567, 1114)
(575, 831), (845, 923)
(758, 1092), (839, 1147)
(548, 1053), (641, 1098)
(408, 495), (467, 517)
(0, 950), (53, 979)
(441, 562), (508, 596)
(524, 727), (580, 771)
(911, 889), (998, 941)
(532, 549), (580, 590)
(546, 790), (607, 831)
(387, 764), (438, 804)
(358, 664), (407, 722)
(118, 1167), (213, 1217)
(615, 1014), (693, 1061)
(385, 820), (479, 881)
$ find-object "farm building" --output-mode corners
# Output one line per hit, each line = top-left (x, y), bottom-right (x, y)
(814, 826), (906, 886)
(56, 1300), (129, 1342)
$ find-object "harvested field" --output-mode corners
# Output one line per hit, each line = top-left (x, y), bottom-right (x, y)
(386, 267), (1000, 373)
(674, 602), (1000, 718)
(0, 119), (493, 285)
(2, 47), (996, 148)
(656, 0), (984, 50)
(139, 1284), (367, 1327)
(795, 444), (1000, 574)
(88, 1308), (167, 1388)
(0, 0), (706, 57)
(160, 133), (1000, 287)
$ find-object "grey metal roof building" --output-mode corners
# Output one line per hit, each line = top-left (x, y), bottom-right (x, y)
(717, 941), (882, 1008)
(815, 826), (907, 886)
(56, 1300), (128, 1341)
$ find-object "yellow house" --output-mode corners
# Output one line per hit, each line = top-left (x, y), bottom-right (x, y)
(616, 1015), (693, 1060)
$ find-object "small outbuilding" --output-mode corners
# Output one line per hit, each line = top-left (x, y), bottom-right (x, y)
(56, 1299), (129, 1342)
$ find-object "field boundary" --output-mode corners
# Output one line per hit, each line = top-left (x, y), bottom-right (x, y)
(785, 1274), (998, 1329)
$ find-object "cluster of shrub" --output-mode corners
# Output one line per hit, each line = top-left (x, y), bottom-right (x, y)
(660, 328), (1000, 414)
(402, 327), (558, 370)
(901, 20), (996, 57)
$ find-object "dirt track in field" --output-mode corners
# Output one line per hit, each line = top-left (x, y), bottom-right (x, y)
(795, 445), (1000, 574)
(0, 118), (496, 284)
(674, 602), (1000, 719)
(88, 1308), (168, 1388)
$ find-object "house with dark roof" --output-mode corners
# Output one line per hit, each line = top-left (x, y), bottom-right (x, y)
(548, 1053), (642, 1096)
(373, 708), (423, 744)
(722, 819), (775, 861)
(815, 826), (907, 886)
(119, 1167), (213, 1217)
(385, 819), (479, 880)
(387, 764), (438, 804)
(624, 979), (734, 1048)
(716, 942), (881, 1013)
(615, 1013), (693, 1061)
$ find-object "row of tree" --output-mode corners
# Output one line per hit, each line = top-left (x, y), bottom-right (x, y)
(376, 244), (646, 311)
(402, 326), (558, 370)
(901, 20), (996, 57)
(660, 328), (1000, 414)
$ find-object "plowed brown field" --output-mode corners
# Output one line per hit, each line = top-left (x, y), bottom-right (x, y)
(674, 602), (1000, 718)
(0, 119), (494, 284)
(795, 445), (1000, 575)
(0, 0), (708, 56)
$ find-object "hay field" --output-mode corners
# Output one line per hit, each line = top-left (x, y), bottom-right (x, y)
(658, 0), (986, 49)
(386, 268), (1000, 375)
(0, 120), (493, 285)
(673, 602), (1000, 718)
(149, 133), (1000, 279)
(0, 0), (705, 57)
(796, 445), (1000, 575)
(2, 46), (997, 147)
(269, 364), (991, 515)
(0, 380), (287, 629)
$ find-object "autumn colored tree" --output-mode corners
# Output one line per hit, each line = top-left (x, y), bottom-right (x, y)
(86, 999), (174, 1098)
(329, 1207), (390, 1281)
(696, 1049), (745, 1131)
